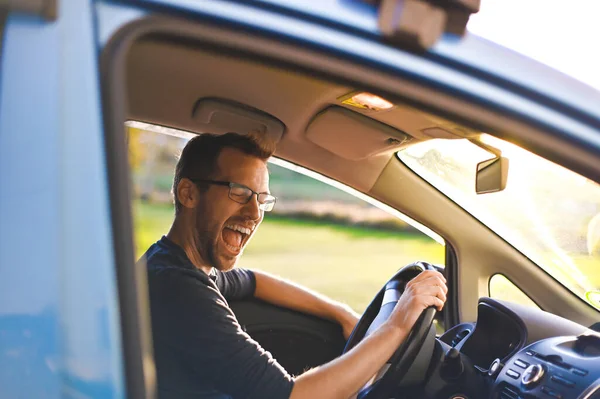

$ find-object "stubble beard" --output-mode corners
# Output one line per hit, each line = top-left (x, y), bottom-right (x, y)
(192, 202), (237, 272)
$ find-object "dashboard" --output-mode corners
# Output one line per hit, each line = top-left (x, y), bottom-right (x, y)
(438, 298), (600, 399)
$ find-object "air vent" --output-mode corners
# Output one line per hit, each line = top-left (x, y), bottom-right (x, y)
(451, 328), (471, 347)
(499, 385), (520, 399)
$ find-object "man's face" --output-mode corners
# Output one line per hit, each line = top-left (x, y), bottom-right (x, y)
(192, 147), (269, 272)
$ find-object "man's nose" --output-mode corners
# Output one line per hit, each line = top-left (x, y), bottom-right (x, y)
(241, 193), (262, 220)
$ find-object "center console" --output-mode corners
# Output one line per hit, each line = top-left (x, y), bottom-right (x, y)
(492, 335), (600, 399)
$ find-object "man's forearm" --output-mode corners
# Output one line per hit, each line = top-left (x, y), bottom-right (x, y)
(256, 269), (448, 399)
(253, 270), (355, 326)
(291, 321), (408, 399)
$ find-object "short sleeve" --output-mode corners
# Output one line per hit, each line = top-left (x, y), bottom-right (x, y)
(149, 269), (293, 399)
(214, 268), (256, 300)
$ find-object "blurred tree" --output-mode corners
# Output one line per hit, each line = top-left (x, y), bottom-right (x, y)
(127, 127), (147, 172)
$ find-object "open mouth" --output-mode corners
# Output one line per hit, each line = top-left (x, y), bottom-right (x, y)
(221, 223), (252, 254)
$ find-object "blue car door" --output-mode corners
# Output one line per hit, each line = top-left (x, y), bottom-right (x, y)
(0, 1), (125, 397)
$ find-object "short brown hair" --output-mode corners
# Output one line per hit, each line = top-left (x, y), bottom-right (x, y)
(172, 131), (275, 212)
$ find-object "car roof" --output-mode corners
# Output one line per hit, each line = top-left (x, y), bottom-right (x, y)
(247, 0), (600, 127)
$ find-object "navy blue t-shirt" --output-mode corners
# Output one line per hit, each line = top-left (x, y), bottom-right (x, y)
(142, 236), (294, 399)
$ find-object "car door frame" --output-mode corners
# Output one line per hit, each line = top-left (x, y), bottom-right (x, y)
(97, 1), (600, 397)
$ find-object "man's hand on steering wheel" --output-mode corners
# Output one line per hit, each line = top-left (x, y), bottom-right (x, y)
(387, 270), (447, 332)
(292, 264), (448, 399)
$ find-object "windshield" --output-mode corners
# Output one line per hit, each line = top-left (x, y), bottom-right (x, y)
(397, 135), (600, 310)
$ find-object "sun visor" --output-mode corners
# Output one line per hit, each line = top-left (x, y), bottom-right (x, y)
(306, 106), (412, 160)
(192, 98), (285, 142)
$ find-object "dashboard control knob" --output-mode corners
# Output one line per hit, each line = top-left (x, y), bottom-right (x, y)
(488, 358), (503, 378)
(521, 364), (545, 388)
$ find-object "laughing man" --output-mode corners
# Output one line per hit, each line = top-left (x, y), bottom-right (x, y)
(141, 131), (447, 399)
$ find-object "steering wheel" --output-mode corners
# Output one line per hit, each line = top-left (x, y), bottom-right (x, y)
(343, 261), (438, 399)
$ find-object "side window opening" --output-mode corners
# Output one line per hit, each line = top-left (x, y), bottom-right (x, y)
(127, 123), (446, 316)
(489, 274), (540, 309)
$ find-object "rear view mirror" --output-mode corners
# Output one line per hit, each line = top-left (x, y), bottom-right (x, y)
(476, 157), (509, 194)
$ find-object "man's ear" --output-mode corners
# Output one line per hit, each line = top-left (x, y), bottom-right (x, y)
(177, 178), (199, 209)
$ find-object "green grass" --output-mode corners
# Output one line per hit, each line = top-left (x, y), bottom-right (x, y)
(133, 201), (600, 312)
(133, 201), (444, 312)
(241, 217), (445, 312)
(134, 201), (176, 260)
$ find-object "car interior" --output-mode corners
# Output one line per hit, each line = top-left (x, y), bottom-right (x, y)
(103, 13), (600, 399)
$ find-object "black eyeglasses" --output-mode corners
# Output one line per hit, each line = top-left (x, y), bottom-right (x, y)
(189, 179), (277, 212)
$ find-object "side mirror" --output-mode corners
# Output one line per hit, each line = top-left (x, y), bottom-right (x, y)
(476, 157), (509, 194)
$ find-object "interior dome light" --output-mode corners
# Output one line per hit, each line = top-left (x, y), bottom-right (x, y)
(342, 92), (395, 111)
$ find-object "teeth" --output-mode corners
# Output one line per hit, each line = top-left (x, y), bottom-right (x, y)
(225, 224), (252, 235)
